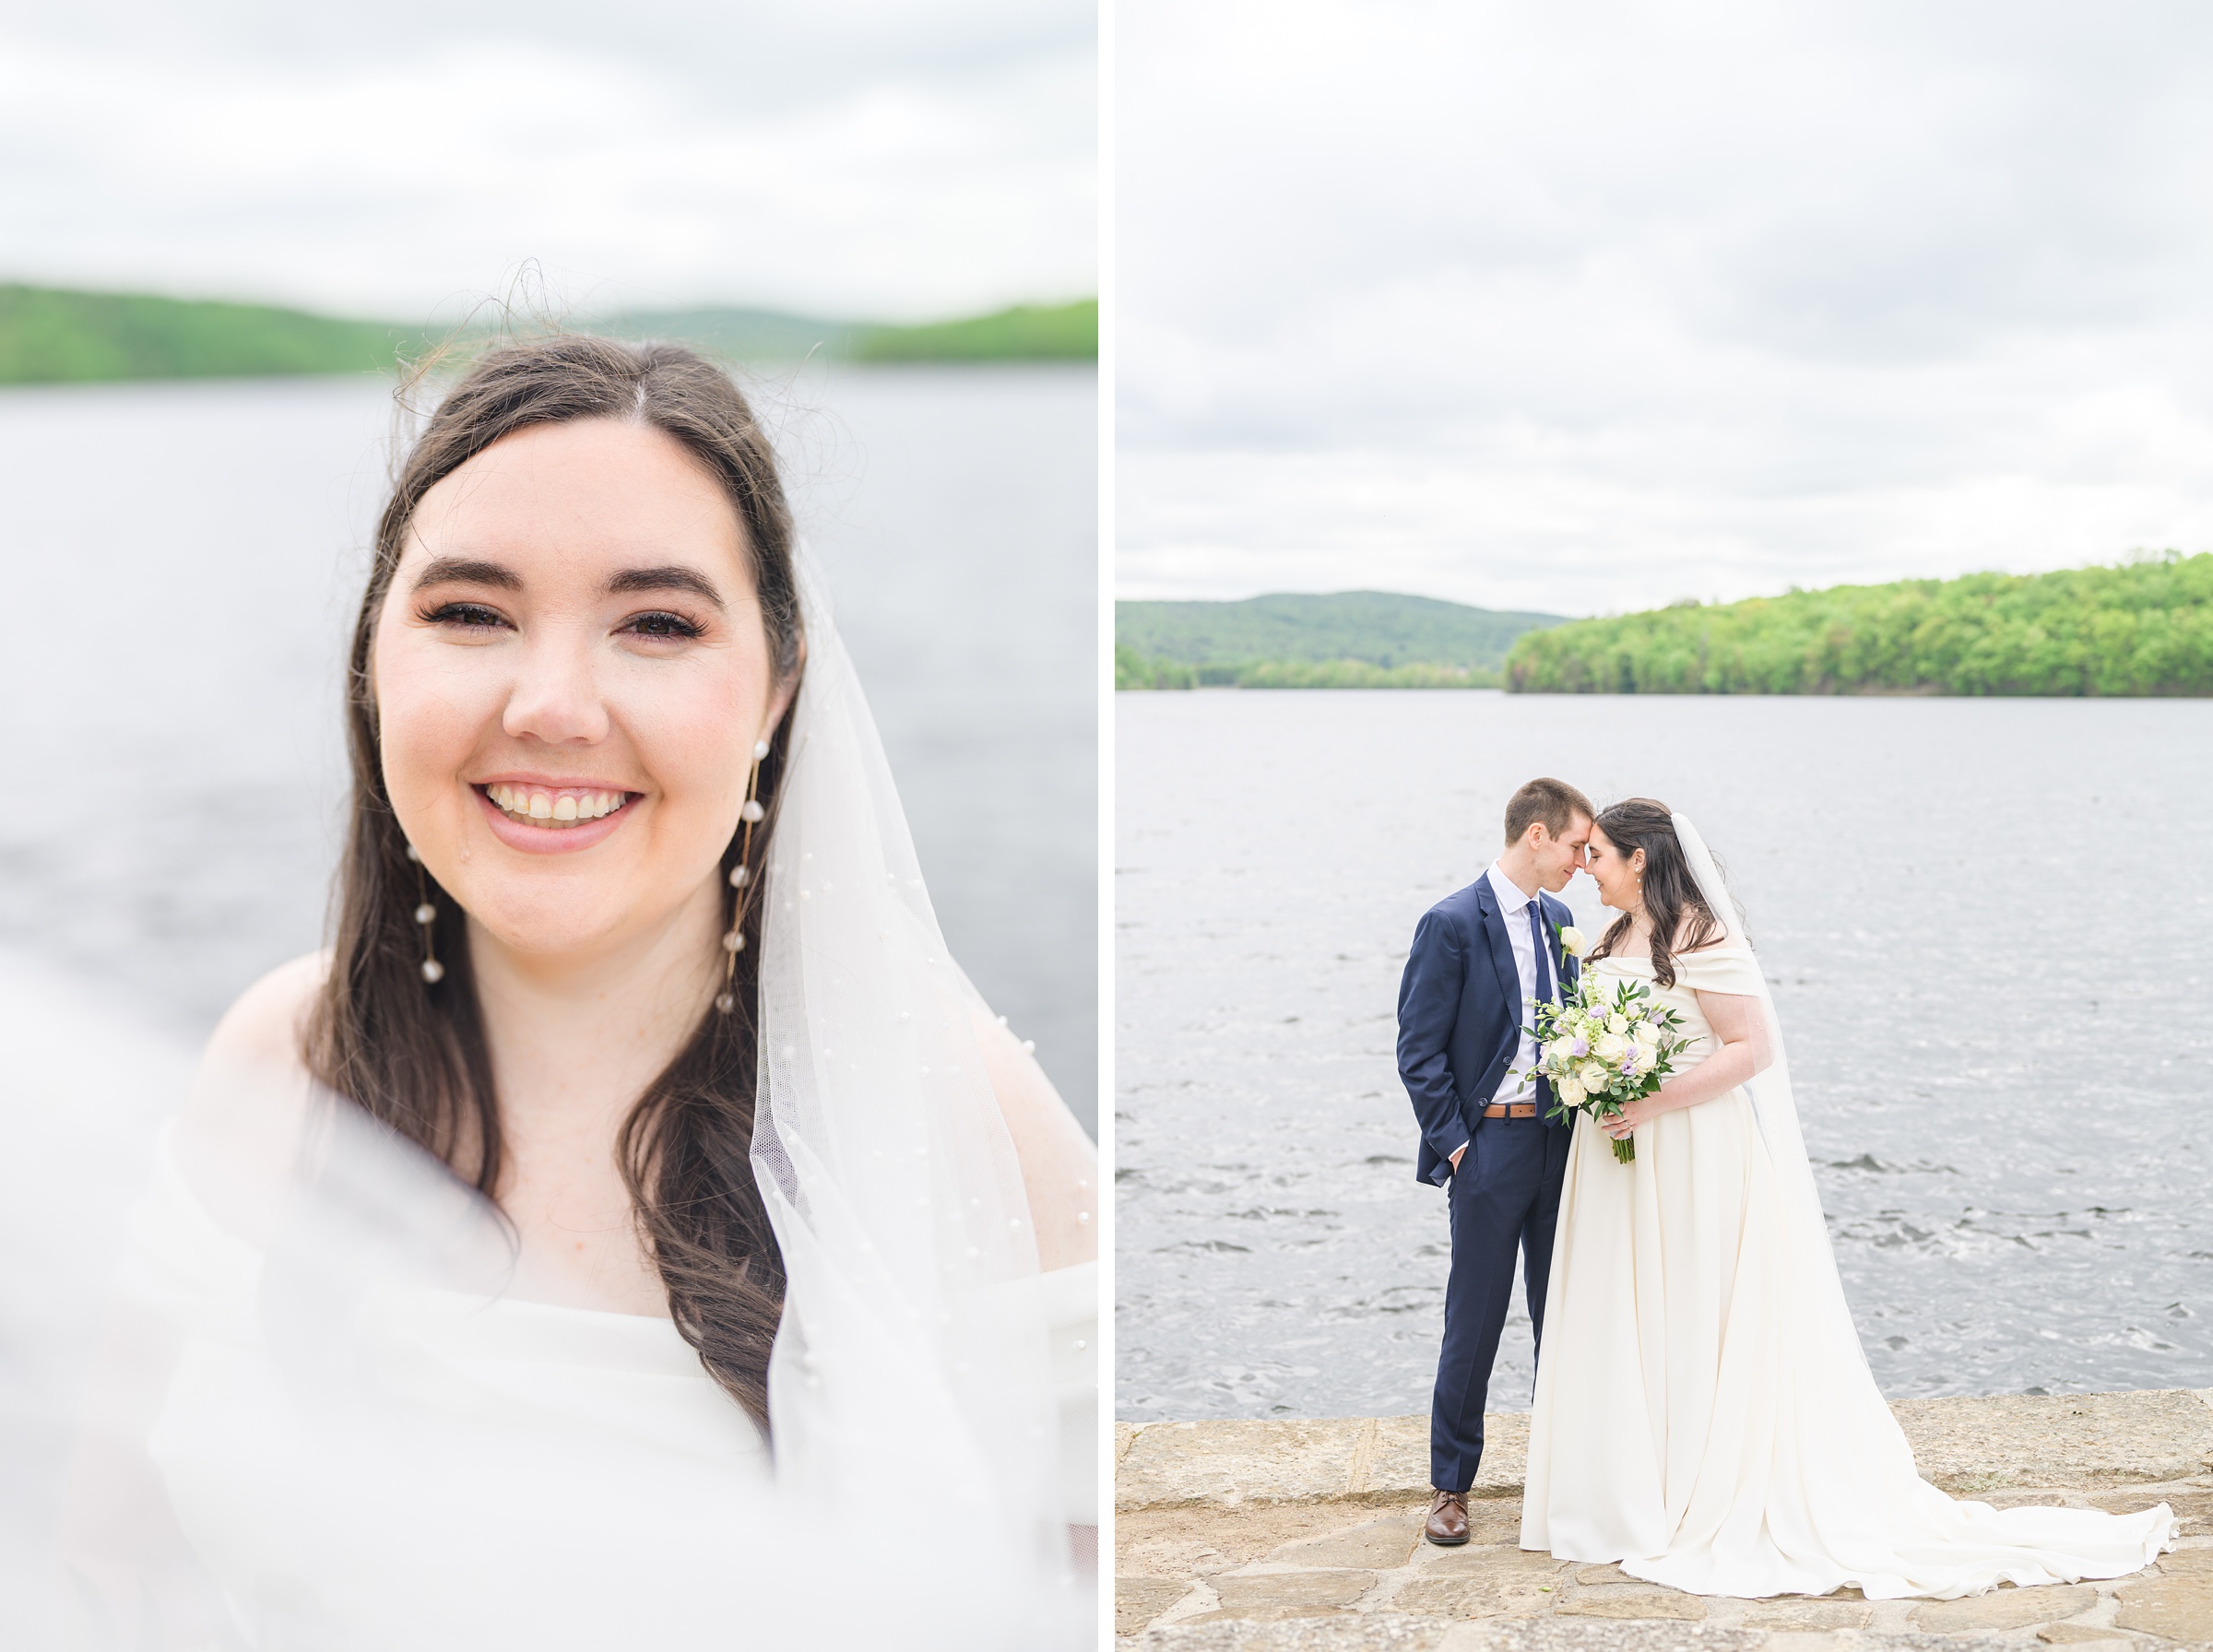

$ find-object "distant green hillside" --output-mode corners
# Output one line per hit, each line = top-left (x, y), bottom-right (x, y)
(853, 300), (1095, 361)
(1506, 553), (2213, 696)
(0, 286), (1099, 385)
(1118, 591), (1565, 670)
(613, 299), (1095, 363)
(0, 284), (413, 383)
(1116, 644), (1497, 690)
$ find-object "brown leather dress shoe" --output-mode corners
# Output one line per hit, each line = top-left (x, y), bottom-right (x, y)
(1425, 1488), (1470, 1545)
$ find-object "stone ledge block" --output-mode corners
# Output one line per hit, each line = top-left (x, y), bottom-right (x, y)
(1556, 1583), (1705, 1621)
(1125, 1609), (1449, 1649)
(1197, 1568), (1378, 1620)
(1119, 1390), (2213, 1513)
(1122, 1621), (2052, 1652)
(1414, 1544), (1569, 1580)
(1442, 1623), (1758, 1650)
(1736, 1597), (1873, 1630)
(1894, 1390), (2213, 1491)
(1390, 1575), (1555, 1621)
(1909, 1583), (2097, 1633)
(2113, 1573), (2213, 1641)
(2156, 1540), (2213, 1573)
(1265, 1515), (1425, 1571)
(1119, 1576), (1194, 1635)
(1118, 1420), (1372, 1510)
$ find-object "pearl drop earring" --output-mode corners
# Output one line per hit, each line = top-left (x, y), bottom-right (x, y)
(716, 738), (771, 1016)
(406, 843), (444, 984)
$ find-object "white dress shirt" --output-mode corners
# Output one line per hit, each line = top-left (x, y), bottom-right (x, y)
(1485, 862), (1550, 1109)
(1448, 864), (1556, 1167)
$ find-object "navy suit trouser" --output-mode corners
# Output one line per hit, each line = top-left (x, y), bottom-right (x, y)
(1430, 1115), (1570, 1493)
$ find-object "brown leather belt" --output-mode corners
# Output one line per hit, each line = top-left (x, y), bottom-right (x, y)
(1482, 1102), (1537, 1119)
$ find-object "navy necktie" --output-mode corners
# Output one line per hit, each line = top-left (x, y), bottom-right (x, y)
(1527, 899), (1554, 1006)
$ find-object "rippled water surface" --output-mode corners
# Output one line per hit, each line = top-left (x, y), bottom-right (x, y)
(1116, 690), (2213, 1420)
(0, 367), (1096, 1128)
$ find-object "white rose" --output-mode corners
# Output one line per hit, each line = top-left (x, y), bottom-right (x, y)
(1544, 1039), (1575, 1068)
(1632, 1021), (1660, 1048)
(1577, 1059), (1610, 1090)
(1605, 1012), (1629, 1034)
(1557, 926), (1586, 958)
(1593, 1032), (1627, 1062)
(1556, 1076), (1586, 1107)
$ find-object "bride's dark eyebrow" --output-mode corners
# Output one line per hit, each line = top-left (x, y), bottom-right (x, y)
(406, 560), (724, 609)
(606, 566), (726, 609)
(410, 556), (521, 594)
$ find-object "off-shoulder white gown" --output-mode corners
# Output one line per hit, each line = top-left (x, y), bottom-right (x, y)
(70, 1130), (1095, 1649)
(1521, 945), (2174, 1600)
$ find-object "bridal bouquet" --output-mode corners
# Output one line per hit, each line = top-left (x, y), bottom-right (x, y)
(1519, 974), (1689, 1163)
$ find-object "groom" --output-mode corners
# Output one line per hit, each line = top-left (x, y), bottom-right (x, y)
(1396, 776), (1593, 1544)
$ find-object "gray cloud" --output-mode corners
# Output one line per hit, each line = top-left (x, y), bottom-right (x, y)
(0, 0), (1094, 318)
(1118, 0), (2213, 613)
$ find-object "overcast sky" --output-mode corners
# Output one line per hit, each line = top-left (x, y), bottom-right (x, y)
(0, 0), (1093, 322)
(1117, 0), (2213, 616)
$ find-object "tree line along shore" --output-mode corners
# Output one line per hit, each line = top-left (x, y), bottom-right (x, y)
(1509, 553), (2213, 696)
(1118, 556), (2213, 697)
(0, 285), (1096, 384)
(1115, 590), (1560, 689)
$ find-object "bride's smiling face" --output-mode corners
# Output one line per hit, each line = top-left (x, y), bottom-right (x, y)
(371, 417), (795, 962)
(1584, 823), (1645, 914)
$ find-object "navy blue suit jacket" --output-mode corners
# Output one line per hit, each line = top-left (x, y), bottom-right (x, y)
(1396, 877), (1579, 1188)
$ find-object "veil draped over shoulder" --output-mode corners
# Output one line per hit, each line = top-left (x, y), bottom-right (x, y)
(752, 555), (1087, 1585)
(9, 556), (1093, 1649)
(1666, 812), (1911, 1461)
(1668, 812), (1865, 1370)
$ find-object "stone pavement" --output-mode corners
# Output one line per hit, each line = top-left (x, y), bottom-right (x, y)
(1115, 1389), (2213, 1648)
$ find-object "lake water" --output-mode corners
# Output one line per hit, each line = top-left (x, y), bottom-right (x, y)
(1116, 689), (2213, 1422)
(0, 365), (1097, 1131)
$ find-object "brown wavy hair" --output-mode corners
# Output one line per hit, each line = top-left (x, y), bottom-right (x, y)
(305, 335), (802, 1432)
(1584, 796), (1722, 990)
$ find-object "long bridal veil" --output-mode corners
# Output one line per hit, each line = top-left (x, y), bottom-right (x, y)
(753, 553), (1095, 1596)
(1669, 812), (1872, 1394)
(1640, 813), (2175, 1597)
(1, 555), (1095, 1649)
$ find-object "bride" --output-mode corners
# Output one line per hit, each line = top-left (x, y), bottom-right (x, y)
(1522, 797), (2172, 1599)
(53, 336), (1097, 1648)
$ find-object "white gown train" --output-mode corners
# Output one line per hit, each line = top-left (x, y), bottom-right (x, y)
(1521, 944), (2175, 1600)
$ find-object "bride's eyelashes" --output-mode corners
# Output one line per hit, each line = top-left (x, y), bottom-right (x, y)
(421, 599), (512, 632)
(415, 602), (707, 643)
(620, 609), (706, 642)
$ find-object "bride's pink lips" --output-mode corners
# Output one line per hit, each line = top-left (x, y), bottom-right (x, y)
(472, 781), (639, 856)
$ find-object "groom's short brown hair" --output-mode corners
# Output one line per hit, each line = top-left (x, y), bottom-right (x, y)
(1504, 777), (1594, 845)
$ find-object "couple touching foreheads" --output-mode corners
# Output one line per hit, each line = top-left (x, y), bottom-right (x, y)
(1396, 778), (2173, 1601)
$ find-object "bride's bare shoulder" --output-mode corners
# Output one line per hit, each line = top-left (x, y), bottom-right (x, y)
(172, 953), (332, 1228)
(199, 950), (330, 1086)
(967, 1000), (1097, 1272)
